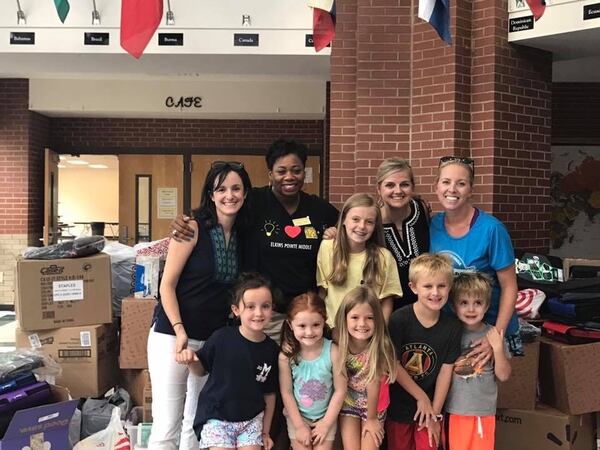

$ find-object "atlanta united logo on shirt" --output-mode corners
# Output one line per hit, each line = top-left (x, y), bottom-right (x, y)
(400, 343), (437, 381)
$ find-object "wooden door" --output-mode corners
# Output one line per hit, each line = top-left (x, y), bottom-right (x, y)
(43, 148), (60, 246)
(190, 155), (321, 209)
(119, 155), (184, 244)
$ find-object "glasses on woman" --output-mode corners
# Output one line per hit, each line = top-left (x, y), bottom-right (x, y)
(211, 160), (244, 170)
(439, 156), (475, 175)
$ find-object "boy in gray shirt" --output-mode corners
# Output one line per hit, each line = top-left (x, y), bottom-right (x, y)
(445, 273), (511, 450)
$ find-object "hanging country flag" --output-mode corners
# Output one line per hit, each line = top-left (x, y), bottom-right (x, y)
(418, 0), (452, 45)
(308, 0), (336, 52)
(525, 0), (546, 21)
(120, 0), (163, 59)
(53, 0), (70, 23)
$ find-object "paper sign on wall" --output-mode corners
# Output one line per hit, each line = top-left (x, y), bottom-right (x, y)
(305, 167), (313, 184)
(157, 188), (178, 219)
(53, 280), (84, 301)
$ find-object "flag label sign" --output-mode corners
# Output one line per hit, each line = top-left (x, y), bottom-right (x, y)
(84, 33), (109, 46)
(509, 16), (534, 32)
(584, 3), (600, 20)
(10, 32), (35, 45)
(158, 33), (184, 46)
(306, 35), (314, 47)
(234, 33), (259, 47)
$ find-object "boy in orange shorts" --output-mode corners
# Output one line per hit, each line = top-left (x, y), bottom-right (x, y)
(445, 273), (511, 450)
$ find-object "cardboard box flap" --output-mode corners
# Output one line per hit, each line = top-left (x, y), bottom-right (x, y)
(119, 297), (156, 369)
(496, 404), (595, 450)
(0, 399), (77, 450)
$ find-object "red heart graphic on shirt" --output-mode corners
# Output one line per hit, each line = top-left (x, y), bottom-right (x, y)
(284, 225), (302, 238)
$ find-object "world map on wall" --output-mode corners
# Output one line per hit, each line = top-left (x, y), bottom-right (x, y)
(550, 154), (600, 250)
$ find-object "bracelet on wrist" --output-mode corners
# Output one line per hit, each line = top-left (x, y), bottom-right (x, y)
(172, 321), (183, 328)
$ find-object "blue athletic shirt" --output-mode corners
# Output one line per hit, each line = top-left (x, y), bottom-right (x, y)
(429, 210), (519, 335)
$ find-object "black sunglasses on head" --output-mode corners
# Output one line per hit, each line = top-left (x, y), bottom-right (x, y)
(439, 156), (475, 175)
(211, 160), (244, 170)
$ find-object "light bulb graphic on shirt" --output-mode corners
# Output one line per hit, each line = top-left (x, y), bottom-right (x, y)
(262, 220), (279, 237)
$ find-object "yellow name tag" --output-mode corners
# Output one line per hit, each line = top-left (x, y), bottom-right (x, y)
(293, 216), (311, 227)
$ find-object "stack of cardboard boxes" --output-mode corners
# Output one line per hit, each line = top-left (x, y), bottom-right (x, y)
(495, 258), (600, 450)
(14, 253), (118, 399)
(1, 253), (116, 446)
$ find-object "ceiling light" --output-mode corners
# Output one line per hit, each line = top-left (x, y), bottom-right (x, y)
(66, 160), (89, 165)
(89, 164), (109, 169)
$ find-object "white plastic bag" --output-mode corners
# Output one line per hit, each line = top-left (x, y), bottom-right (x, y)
(74, 406), (131, 450)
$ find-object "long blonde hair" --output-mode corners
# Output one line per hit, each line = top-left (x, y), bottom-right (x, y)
(329, 193), (385, 287)
(334, 286), (396, 384)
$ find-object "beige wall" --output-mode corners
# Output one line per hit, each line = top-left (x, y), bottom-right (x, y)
(58, 166), (119, 238)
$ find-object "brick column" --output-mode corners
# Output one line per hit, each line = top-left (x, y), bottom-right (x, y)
(328, 0), (552, 253)
(0, 79), (49, 304)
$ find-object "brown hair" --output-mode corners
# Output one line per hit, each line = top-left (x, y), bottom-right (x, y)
(451, 272), (493, 309)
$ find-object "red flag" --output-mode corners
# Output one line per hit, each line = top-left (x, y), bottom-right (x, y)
(120, 0), (163, 59)
(312, 3), (336, 52)
(525, 0), (546, 21)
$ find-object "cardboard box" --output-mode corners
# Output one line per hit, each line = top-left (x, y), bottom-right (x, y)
(539, 337), (600, 415)
(16, 253), (113, 330)
(497, 340), (540, 410)
(120, 369), (151, 407)
(562, 257), (600, 280)
(496, 404), (595, 450)
(143, 373), (153, 422)
(0, 385), (77, 450)
(119, 297), (157, 369)
(15, 323), (119, 398)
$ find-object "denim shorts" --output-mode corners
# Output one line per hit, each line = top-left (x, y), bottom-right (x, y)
(200, 411), (264, 448)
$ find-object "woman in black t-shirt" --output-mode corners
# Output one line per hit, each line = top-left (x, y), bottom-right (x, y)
(172, 139), (339, 342)
(148, 162), (252, 450)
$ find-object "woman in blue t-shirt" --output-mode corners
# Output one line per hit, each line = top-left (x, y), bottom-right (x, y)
(429, 156), (521, 357)
(148, 162), (253, 450)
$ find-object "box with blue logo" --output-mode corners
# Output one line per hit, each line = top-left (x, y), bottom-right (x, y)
(0, 386), (77, 450)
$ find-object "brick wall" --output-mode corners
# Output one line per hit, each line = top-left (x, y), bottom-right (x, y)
(553, 83), (600, 144)
(50, 118), (324, 152)
(0, 79), (30, 236)
(0, 79), (50, 303)
(329, 0), (553, 253)
(471, 2), (552, 252)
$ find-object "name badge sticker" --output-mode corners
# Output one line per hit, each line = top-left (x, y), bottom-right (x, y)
(293, 216), (312, 227)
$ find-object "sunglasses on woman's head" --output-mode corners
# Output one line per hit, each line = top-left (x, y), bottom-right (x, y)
(439, 156), (475, 175)
(211, 160), (244, 170)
